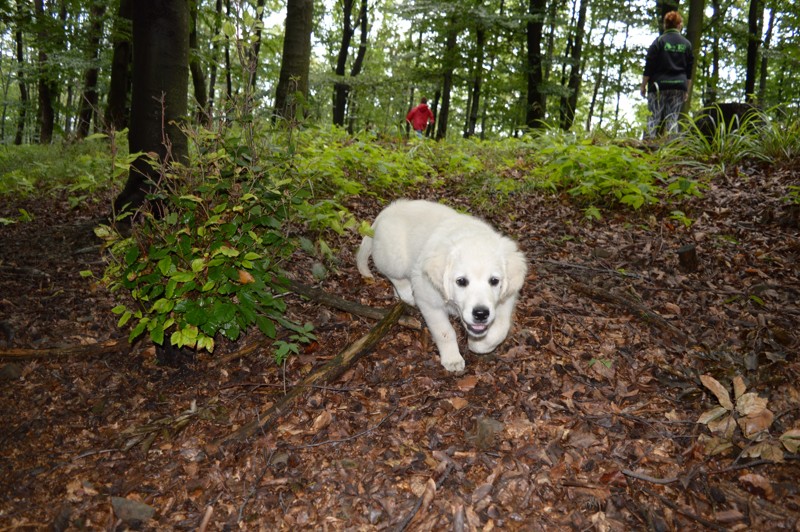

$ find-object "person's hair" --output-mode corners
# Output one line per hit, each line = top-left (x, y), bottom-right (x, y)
(420, 97), (427, 104)
(664, 11), (683, 29)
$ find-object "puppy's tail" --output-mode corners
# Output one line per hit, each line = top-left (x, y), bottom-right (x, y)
(356, 236), (374, 278)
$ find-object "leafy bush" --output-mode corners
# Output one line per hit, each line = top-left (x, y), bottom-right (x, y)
(523, 131), (669, 210)
(92, 128), (316, 364)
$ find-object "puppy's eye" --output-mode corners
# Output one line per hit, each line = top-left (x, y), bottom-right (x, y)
(456, 277), (469, 287)
(489, 277), (500, 286)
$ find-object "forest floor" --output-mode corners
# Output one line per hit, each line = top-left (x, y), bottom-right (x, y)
(1, 157), (800, 531)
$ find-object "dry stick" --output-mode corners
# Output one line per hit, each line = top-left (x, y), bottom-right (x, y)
(0, 337), (128, 359)
(282, 278), (421, 330)
(570, 281), (693, 345)
(215, 302), (407, 446)
(638, 485), (727, 531)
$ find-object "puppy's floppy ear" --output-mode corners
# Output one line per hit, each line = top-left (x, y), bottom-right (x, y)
(501, 239), (528, 300)
(422, 249), (452, 299)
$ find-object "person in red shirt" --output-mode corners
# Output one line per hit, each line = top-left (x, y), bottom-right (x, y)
(406, 98), (435, 138)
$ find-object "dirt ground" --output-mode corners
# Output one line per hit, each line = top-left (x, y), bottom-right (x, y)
(1, 161), (799, 530)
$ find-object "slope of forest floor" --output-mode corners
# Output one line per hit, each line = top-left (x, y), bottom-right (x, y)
(1, 158), (799, 531)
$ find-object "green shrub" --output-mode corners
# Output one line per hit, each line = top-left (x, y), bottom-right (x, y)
(92, 129), (316, 364)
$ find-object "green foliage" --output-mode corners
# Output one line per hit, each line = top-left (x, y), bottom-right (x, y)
(522, 130), (671, 211)
(92, 126), (317, 363)
(0, 134), (130, 204)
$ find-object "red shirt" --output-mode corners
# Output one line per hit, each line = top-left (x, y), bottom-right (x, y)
(406, 103), (434, 131)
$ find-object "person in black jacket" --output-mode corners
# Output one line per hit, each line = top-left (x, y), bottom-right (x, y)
(640, 11), (694, 140)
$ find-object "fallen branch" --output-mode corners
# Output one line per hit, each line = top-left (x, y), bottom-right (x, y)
(570, 281), (693, 346)
(0, 337), (128, 360)
(215, 302), (407, 446)
(281, 278), (421, 330)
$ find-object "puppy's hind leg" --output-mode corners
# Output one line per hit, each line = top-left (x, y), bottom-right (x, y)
(390, 278), (416, 306)
(417, 300), (465, 372)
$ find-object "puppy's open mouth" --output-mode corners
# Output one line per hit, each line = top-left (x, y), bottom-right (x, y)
(466, 323), (489, 336)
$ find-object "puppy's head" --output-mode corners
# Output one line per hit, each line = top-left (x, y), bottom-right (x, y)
(423, 238), (525, 339)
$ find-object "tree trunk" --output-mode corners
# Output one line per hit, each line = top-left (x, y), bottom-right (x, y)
(347, 0), (368, 134)
(113, 0), (190, 217)
(526, 0), (547, 129)
(189, 0), (208, 123)
(436, 21), (458, 141)
(274, 0), (313, 122)
(332, 0), (355, 127)
(744, 0), (763, 102)
(34, 0), (55, 144)
(77, 1), (106, 139)
(682, 0), (704, 114)
(14, 3), (28, 146)
(757, 7), (775, 105)
(206, 0), (223, 118)
(105, 0), (132, 132)
(559, 0), (587, 131)
(465, 24), (484, 138)
(247, 0), (267, 91)
(585, 17), (610, 131)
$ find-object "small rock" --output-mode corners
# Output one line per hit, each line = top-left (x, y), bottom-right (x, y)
(111, 497), (155, 525)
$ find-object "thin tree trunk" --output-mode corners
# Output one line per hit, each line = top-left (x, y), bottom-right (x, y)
(105, 0), (132, 132)
(682, 0), (704, 114)
(14, 3), (28, 145)
(436, 20), (458, 140)
(465, 24), (484, 138)
(585, 17), (610, 131)
(744, 0), (763, 102)
(77, 1), (106, 138)
(34, 0), (55, 143)
(559, 0), (587, 131)
(207, 0), (223, 118)
(526, 0), (547, 129)
(757, 6), (774, 105)
(347, 0), (368, 134)
(189, 0), (208, 123)
(246, 0), (267, 92)
(333, 0), (355, 127)
(274, 0), (314, 122)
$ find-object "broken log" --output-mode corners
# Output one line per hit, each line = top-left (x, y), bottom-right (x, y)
(215, 302), (407, 446)
(0, 337), (128, 359)
(571, 282), (693, 346)
(282, 278), (421, 330)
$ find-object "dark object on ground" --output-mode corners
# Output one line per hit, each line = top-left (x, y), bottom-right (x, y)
(694, 103), (761, 139)
(677, 244), (699, 273)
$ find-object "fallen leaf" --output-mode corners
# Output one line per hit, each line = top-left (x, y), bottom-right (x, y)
(738, 473), (774, 500)
(311, 410), (332, 432)
(238, 269), (255, 284)
(456, 375), (478, 392)
(700, 375), (733, 410)
(779, 429), (800, 453)
(448, 397), (469, 410)
(733, 375), (747, 400)
(737, 408), (774, 438)
(736, 392), (769, 417)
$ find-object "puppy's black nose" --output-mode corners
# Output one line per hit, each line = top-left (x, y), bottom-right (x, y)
(473, 306), (490, 322)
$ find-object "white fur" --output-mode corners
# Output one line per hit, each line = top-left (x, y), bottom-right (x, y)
(356, 199), (527, 372)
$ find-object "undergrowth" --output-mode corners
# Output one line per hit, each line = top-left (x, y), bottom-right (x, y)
(4, 112), (799, 362)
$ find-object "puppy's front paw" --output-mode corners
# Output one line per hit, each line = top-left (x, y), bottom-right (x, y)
(440, 355), (466, 372)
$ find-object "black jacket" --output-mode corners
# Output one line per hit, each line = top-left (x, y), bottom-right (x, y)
(644, 29), (694, 93)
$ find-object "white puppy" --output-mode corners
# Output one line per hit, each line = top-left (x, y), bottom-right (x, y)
(356, 199), (527, 372)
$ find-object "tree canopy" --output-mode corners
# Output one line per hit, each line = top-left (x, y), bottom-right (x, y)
(0, 0), (797, 143)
